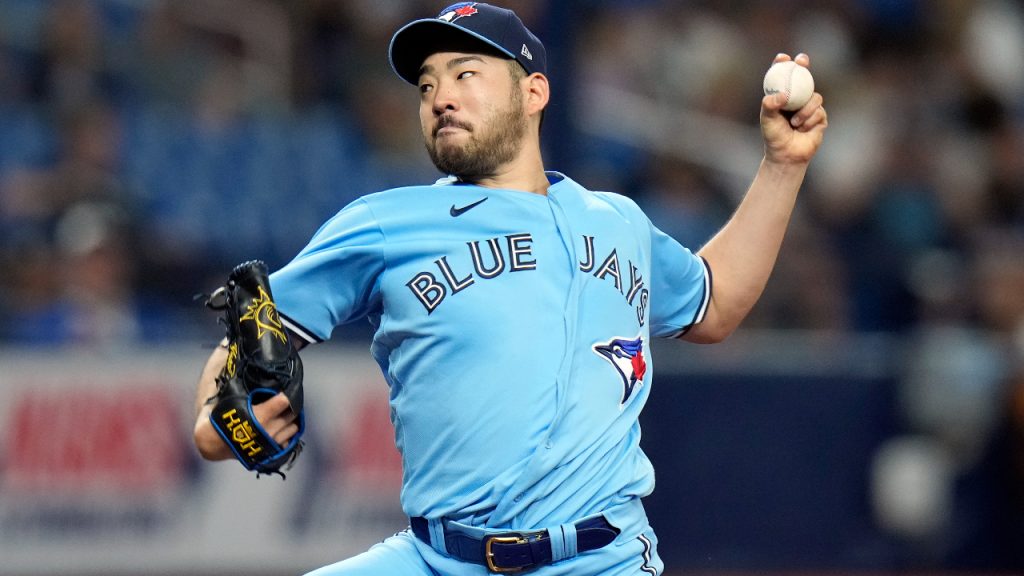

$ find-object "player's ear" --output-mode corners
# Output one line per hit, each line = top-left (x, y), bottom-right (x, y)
(524, 72), (549, 117)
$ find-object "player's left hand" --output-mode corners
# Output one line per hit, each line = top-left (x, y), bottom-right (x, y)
(761, 53), (827, 166)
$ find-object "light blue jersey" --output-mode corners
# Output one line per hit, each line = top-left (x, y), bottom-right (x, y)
(271, 173), (710, 574)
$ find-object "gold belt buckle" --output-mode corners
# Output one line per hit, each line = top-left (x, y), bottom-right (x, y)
(484, 534), (528, 573)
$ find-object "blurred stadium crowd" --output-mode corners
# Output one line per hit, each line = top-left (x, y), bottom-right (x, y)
(0, 0), (1023, 570)
(1, 0), (1022, 340)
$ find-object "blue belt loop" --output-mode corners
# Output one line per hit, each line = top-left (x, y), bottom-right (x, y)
(428, 518), (448, 555)
(550, 522), (578, 563)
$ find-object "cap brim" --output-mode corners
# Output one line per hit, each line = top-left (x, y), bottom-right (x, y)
(389, 19), (516, 85)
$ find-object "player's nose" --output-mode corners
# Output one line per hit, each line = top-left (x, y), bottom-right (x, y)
(431, 82), (459, 116)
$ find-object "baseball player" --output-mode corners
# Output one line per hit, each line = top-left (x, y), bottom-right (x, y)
(192, 2), (827, 575)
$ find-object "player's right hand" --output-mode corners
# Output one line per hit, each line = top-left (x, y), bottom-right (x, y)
(253, 392), (301, 446)
(193, 392), (298, 460)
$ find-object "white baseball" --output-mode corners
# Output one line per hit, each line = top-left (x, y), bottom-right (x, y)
(763, 60), (814, 112)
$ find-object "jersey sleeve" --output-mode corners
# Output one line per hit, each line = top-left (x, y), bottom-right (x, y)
(269, 198), (385, 343)
(647, 220), (712, 338)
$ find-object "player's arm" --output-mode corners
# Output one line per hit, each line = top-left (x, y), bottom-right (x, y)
(682, 53), (827, 344)
(193, 198), (383, 461)
(192, 338), (304, 461)
(193, 342), (234, 460)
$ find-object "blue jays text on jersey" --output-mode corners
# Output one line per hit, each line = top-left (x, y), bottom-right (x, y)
(269, 173), (710, 531)
(405, 230), (652, 327)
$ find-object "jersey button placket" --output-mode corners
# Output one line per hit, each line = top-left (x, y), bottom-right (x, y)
(543, 187), (582, 448)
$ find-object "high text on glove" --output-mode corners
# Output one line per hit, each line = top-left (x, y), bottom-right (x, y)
(221, 408), (263, 457)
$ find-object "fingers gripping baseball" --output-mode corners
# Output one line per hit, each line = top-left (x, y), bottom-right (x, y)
(760, 53), (827, 165)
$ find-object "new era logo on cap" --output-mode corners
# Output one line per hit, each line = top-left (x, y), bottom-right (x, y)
(389, 2), (547, 85)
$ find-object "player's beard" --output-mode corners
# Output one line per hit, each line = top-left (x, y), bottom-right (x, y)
(425, 85), (527, 181)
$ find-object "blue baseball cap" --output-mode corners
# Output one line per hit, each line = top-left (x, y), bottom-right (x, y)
(389, 2), (547, 85)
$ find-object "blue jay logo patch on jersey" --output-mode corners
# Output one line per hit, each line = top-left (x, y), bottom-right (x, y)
(438, 3), (478, 22)
(593, 336), (647, 405)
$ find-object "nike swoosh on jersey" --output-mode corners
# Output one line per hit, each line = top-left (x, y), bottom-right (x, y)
(450, 197), (488, 217)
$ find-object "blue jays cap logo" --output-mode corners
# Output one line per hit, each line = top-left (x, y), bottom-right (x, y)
(438, 2), (479, 23)
(593, 336), (648, 405)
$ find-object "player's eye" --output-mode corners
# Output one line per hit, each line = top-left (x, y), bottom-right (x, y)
(457, 71), (475, 80)
(419, 83), (433, 95)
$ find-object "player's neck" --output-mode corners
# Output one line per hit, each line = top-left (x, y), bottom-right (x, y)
(469, 147), (549, 195)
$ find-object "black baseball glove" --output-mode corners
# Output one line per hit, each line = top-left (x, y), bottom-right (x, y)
(204, 260), (305, 477)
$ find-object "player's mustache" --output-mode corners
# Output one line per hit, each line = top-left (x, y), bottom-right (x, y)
(433, 115), (472, 137)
